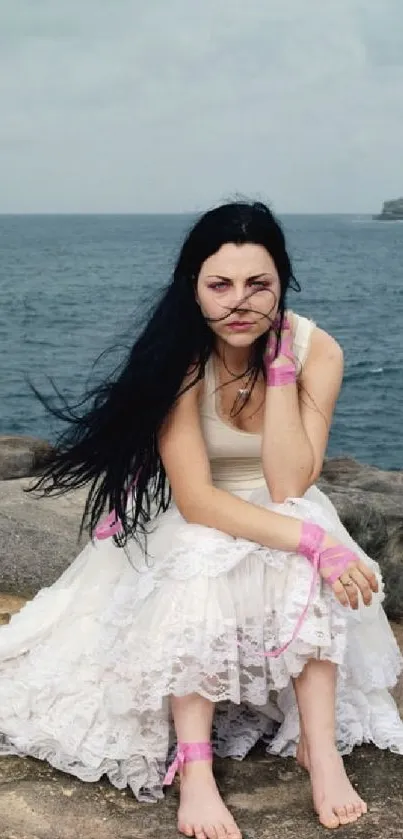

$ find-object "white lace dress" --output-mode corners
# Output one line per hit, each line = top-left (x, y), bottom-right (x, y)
(1, 313), (402, 802)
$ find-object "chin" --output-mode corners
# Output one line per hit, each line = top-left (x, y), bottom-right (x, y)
(221, 333), (257, 347)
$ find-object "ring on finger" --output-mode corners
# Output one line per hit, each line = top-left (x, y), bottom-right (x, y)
(341, 579), (355, 588)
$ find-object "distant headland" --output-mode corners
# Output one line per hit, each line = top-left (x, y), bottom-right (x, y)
(373, 197), (403, 220)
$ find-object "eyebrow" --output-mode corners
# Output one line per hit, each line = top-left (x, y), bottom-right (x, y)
(206, 273), (272, 281)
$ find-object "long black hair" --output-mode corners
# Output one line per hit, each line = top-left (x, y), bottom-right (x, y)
(24, 200), (300, 551)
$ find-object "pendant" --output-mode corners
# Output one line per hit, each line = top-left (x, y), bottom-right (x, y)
(237, 388), (250, 398)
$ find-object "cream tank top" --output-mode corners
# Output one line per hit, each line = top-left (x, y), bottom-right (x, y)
(199, 312), (316, 491)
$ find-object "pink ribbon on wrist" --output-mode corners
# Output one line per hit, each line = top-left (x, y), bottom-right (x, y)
(267, 365), (296, 386)
(265, 314), (297, 387)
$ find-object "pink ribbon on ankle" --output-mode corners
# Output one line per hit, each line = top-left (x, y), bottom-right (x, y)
(163, 745), (186, 786)
(163, 742), (213, 786)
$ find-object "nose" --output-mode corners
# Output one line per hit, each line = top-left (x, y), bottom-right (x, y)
(231, 286), (251, 311)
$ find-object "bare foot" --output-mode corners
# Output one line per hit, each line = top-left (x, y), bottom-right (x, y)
(178, 761), (242, 839)
(297, 739), (367, 829)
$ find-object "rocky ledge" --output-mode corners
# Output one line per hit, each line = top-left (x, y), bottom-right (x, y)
(0, 607), (402, 838)
(373, 197), (403, 220)
(0, 436), (402, 837)
(1, 435), (403, 617)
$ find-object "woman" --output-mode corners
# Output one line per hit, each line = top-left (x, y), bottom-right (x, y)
(1, 201), (402, 839)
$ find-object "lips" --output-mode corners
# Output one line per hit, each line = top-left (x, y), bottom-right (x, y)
(228, 320), (253, 332)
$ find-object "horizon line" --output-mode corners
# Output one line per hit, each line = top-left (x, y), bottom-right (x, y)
(0, 210), (382, 217)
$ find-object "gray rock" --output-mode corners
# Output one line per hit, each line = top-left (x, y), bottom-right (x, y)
(0, 442), (402, 617)
(0, 435), (55, 480)
(373, 197), (403, 220)
(1, 466), (403, 837)
(1, 738), (403, 838)
(317, 457), (403, 620)
(0, 477), (90, 597)
(0, 614), (402, 839)
(321, 455), (403, 490)
(317, 484), (403, 619)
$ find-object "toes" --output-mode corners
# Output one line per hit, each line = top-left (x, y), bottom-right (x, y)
(226, 823), (242, 839)
(183, 823), (240, 839)
(335, 806), (354, 825)
(336, 810), (349, 825)
(352, 801), (366, 817)
(345, 803), (359, 821)
(318, 806), (340, 829)
(216, 821), (241, 839)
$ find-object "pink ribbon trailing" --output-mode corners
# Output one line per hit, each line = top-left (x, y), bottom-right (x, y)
(94, 476), (138, 539)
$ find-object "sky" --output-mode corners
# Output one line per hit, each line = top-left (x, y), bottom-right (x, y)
(1, 0), (403, 214)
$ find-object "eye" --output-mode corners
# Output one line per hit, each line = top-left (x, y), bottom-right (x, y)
(246, 280), (272, 293)
(208, 281), (228, 290)
(207, 279), (272, 291)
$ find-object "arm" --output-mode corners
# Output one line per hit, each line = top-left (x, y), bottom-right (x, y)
(157, 368), (377, 611)
(261, 318), (344, 502)
(157, 371), (304, 552)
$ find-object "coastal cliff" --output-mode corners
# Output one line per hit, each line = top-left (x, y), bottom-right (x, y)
(373, 197), (403, 220)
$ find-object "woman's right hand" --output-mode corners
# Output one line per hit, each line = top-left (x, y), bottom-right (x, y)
(319, 533), (379, 609)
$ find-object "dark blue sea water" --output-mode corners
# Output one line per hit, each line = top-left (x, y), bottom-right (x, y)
(0, 214), (402, 470)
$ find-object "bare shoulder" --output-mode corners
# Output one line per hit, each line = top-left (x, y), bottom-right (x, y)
(158, 358), (212, 514)
(159, 358), (205, 439)
(288, 309), (343, 369)
(180, 360), (205, 401)
(307, 325), (344, 365)
(301, 325), (344, 393)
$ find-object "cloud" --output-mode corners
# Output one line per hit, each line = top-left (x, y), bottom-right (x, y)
(355, 0), (403, 67)
(1, 0), (402, 212)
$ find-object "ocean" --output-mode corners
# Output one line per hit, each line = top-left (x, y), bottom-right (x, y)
(0, 213), (402, 470)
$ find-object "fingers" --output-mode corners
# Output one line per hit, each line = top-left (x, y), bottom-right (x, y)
(266, 316), (293, 365)
(270, 312), (282, 330)
(348, 567), (374, 606)
(268, 312), (290, 334)
(356, 559), (379, 593)
(332, 560), (379, 609)
(332, 579), (353, 608)
(342, 580), (359, 609)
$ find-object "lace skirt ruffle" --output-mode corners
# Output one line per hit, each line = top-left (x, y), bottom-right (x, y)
(0, 485), (402, 802)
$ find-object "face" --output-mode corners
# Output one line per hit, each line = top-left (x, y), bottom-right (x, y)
(196, 243), (281, 350)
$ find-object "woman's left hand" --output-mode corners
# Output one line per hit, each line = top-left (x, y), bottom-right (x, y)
(265, 312), (296, 369)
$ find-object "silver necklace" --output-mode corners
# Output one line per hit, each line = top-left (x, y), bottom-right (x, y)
(213, 355), (252, 400)
(237, 373), (253, 399)
(235, 367), (253, 399)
